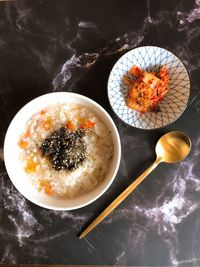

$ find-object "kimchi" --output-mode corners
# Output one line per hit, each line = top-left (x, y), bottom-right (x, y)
(124, 66), (169, 113)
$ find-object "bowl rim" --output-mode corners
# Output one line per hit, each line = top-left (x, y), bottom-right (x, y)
(3, 92), (121, 210)
(107, 45), (191, 130)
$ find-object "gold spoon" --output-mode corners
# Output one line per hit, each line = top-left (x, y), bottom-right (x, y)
(79, 131), (191, 239)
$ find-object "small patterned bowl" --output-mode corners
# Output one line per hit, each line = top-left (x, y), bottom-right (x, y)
(107, 46), (190, 129)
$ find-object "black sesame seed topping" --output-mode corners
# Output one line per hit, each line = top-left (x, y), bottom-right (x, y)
(40, 127), (86, 171)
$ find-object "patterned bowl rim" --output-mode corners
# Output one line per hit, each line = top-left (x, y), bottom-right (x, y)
(107, 45), (191, 130)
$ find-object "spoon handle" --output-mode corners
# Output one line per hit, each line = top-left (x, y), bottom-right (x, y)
(79, 158), (160, 239)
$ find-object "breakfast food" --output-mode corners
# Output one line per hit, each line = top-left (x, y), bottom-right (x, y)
(18, 103), (114, 198)
(124, 66), (169, 113)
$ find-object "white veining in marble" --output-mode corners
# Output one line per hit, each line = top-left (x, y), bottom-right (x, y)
(1, 176), (43, 246)
(146, 0), (152, 23)
(83, 237), (96, 254)
(186, 0), (200, 23)
(1, 245), (16, 264)
(52, 52), (99, 91)
(176, 0), (200, 30)
(78, 21), (97, 29)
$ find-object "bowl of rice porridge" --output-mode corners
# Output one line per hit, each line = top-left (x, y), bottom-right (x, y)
(4, 92), (121, 210)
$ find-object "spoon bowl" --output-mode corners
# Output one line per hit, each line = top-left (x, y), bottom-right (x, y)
(156, 131), (191, 164)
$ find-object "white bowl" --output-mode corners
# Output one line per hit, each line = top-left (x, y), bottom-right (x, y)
(108, 46), (190, 129)
(4, 92), (121, 210)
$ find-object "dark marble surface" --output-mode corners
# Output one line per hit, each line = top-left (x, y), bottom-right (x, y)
(0, 0), (200, 265)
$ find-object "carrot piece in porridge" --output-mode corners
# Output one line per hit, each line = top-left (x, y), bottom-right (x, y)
(18, 130), (31, 149)
(18, 139), (28, 149)
(81, 120), (96, 129)
(25, 158), (37, 173)
(66, 121), (76, 131)
(24, 130), (31, 138)
(40, 110), (47, 115)
(40, 180), (53, 195)
(41, 117), (52, 131)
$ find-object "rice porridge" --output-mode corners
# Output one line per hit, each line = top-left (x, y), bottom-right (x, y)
(18, 103), (114, 198)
